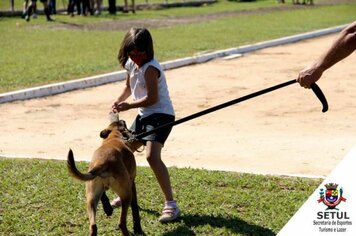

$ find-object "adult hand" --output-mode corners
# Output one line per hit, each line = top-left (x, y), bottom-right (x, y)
(297, 65), (323, 89)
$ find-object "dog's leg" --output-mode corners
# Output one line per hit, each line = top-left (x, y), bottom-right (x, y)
(111, 172), (132, 236)
(86, 181), (104, 236)
(131, 181), (143, 234)
(119, 195), (131, 236)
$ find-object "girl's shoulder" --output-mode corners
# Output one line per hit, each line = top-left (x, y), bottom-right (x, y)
(144, 58), (162, 71)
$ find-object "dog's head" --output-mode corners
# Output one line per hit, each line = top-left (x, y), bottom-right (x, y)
(100, 113), (134, 140)
(99, 120), (127, 138)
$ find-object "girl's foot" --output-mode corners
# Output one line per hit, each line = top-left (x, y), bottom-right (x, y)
(159, 206), (181, 223)
(159, 200), (180, 223)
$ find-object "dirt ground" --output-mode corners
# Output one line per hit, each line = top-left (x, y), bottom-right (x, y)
(1, 34), (355, 177)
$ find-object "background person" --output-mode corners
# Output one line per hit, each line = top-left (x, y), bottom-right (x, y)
(25, 0), (54, 22)
(23, 0), (38, 19)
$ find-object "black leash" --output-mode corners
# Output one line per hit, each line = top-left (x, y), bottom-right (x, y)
(133, 80), (328, 141)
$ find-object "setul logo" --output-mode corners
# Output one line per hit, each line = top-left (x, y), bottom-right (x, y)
(314, 183), (352, 233)
(318, 183), (347, 210)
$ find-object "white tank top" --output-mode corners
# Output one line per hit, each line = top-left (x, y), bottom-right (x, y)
(125, 58), (175, 118)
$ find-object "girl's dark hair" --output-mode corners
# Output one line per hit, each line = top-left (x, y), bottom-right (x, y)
(118, 27), (154, 67)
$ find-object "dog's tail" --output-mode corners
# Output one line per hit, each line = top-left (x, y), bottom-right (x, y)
(67, 149), (97, 181)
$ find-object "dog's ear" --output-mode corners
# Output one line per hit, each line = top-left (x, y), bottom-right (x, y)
(100, 129), (111, 139)
(118, 120), (127, 129)
(122, 120), (127, 127)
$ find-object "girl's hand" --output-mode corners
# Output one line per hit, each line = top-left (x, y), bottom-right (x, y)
(112, 101), (131, 112)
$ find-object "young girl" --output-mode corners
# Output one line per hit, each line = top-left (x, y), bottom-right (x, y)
(111, 27), (180, 223)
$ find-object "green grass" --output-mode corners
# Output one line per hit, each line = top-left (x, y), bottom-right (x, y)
(0, 1), (355, 93)
(0, 158), (322, 235)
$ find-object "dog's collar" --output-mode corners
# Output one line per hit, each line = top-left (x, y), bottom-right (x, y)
(120, 130), (137, 143)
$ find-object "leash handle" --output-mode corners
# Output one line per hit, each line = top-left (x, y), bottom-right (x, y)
(282, 80), (328, 113)
(134, 80), (328, 140)
(311, 83), (328, 113)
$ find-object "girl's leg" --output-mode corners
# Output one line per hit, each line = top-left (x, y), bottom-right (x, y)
(146, 141), (173, 201)
(146, 141), (180, 222)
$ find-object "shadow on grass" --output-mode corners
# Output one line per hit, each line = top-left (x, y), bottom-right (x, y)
(52, 19), (84, 28)
(140, 207), (275, 236)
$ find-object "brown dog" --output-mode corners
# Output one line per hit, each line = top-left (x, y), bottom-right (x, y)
(67, 119), (143, 236)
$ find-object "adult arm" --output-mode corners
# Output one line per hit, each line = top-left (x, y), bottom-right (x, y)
(297, 21), (356, 88)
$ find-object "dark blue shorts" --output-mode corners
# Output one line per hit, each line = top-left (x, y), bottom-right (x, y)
(130, 113), (175, 146)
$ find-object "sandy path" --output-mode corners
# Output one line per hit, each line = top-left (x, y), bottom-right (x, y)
(1, 34), (355, 177)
